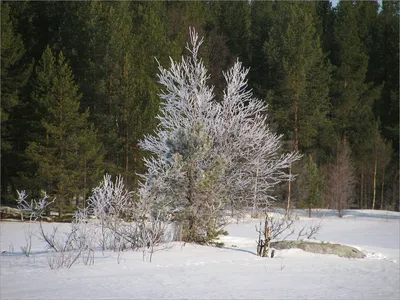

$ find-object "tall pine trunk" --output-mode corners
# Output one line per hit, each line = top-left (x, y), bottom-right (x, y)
(294, 98), (299, 152)
(287, 90), (299, 215)
(59, 95), (64, 217)
(360, 170), (364, 209)
(372, 154), (377, 210)
(125, 129), (129, 173)
(380, 167), (385, 210)
(83, 157), (87, 209)
(59, 96), (63, 144)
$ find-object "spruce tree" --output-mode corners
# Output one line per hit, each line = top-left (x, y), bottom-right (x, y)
(314, 1), (335, 57)
(330, 1), (380, 141)
(1, 3), (32, 203)
(264, 2), (331, 209)
(249, 1), (274, 99)
(71, 2), (172, 187)
(299, 155), (325, 217)
(374, 1), (399, 154)
(217, 0), (251, 65)
(26, 46), (103, 215)
(331, 1), (383, 210)
(266, 2), (331, 153)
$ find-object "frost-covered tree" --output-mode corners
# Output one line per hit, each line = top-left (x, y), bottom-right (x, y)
(218, 61), (301, 218)
(140, 28), (301, 244)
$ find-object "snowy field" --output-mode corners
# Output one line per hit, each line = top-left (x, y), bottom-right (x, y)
(1, 209), (399, 300)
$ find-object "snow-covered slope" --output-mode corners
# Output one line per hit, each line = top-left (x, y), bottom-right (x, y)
(1, 209), (399, 299)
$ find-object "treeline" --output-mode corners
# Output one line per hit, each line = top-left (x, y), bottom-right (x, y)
(1, 1), (399, 214)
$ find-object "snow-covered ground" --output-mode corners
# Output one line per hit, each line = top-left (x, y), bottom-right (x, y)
(1, 209), (399, 299)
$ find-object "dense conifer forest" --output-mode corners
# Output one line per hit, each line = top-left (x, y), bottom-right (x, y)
(1, 1), (399, 214)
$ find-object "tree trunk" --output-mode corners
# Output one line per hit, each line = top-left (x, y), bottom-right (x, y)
(360, 170), (364, 209)
(186, 167), (195, 241)
(83, 157), (87, 209)
(262, 205), (270, 257)
(392, 169), (399, 211)
(372, 133), (379, 210)
(365, 173), (369, 209)
(294, 101), (299, 152)
(133, 143), (139, 175)
(59, 96), (63, 143)
(59, 184), (64, 218)
(338, 184), (342, 218)
(287, 90), (299, 215)
(286, 164), (292, 215)
(125, 129), (129, 174)
(252, 166), (259, 217)
(372, 156), (377, 210)
(337, 144), (342, 217)
(380, 167), (385, 210)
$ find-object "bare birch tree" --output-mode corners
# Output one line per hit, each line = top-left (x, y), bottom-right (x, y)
(326, 141), (355, 217)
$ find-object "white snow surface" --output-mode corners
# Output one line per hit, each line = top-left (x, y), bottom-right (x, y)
(1, 209), (399, 299)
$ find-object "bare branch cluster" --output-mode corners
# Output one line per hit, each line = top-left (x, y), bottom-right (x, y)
(15, 174), (171, 267)
(326, 141), (355, 217)
(255, 212), (323, 257)
(15, 190), (55, 221)
(74, 174), (171, 261)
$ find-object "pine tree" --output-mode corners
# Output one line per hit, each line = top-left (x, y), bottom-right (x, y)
(299, 155), (325, 217)
(165, 1), (231, 101)
(374, 1), (399, 154)
(265, 2), (331, 210)
(331, 1), (383, 210)
(330, 1), (381, 142)
(314, 1), (335, 57)
(26, 46), (103, 215)
(266, 2), (331, 153)
(1, 3), (32, 203)
(217, 0), (251, 65)
(249, 1), (274, 99)
(69, 2), (172, 188)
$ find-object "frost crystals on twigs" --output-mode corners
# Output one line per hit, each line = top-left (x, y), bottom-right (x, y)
(16, 190), (55, 221)
(140, 27), (301, 246)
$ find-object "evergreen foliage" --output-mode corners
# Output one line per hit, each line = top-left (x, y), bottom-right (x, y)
(1, 3), (33, 203)
(1, 1), (399, 213)
(265, 2), (331, 153)
(25, 46), (103, 215)
(298, 155), (326, 217)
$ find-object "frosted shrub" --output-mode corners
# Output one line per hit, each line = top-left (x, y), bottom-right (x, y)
(15, 191), (89, 268)
(16, 190), (55, 221)
(74, 174), (170, 261)
(81, 174), (135, 251)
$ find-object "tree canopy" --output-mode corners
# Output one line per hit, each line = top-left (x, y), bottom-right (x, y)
(1, 0), (398, 213)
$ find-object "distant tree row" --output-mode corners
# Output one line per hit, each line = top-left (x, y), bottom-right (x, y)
(1, 1), (399, 214)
